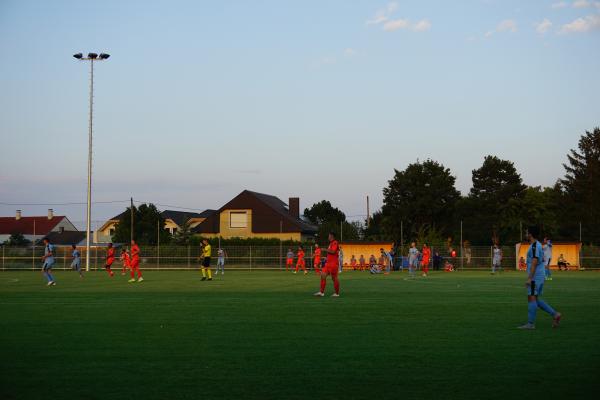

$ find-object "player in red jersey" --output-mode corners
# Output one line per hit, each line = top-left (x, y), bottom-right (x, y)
(313, 244), (322, 274)
(314, 232), (340, 297)
(120, 248), (131, 275)
(104, 243), (115, 277)
(421, 243), (431, 277)
(128, 240), (144, 283)
(294, 245), (307, 274)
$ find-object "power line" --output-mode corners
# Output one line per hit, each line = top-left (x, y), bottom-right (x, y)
(0, 200), (130, 206)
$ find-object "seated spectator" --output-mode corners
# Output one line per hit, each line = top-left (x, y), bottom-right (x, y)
(369, 254), (377, 267)
(359, 255), (366, 270)
(350, 255), (357, 270)
(518, 256), (527, 271)
(444, 260), (454, 272)
(557, 254), (570, 271)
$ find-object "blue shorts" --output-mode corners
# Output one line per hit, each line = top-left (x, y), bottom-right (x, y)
(43, 260), (55, 271)
(71, 260), (81, 270)
(527, 280), (544, 296)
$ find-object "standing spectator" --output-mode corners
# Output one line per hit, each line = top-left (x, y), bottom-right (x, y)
(433, 252), (442, 271)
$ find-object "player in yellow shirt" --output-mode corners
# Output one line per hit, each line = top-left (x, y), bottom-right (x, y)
(200, 239), (213, 281)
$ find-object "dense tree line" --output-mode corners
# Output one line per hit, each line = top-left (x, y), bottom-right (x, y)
(362, 128), (600, 245)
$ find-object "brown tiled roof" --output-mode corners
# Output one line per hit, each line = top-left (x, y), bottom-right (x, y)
(0, 216), (66, 235)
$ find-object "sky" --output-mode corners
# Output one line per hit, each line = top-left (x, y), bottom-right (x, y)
(0, 0), (599, 229)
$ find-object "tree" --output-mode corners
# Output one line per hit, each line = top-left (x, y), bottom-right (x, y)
(460, 156), (527, 244)
(112, 203), (171, 245)
(381, 160), (460, 241)
(304, 200), (360, 243)
(3, 232), (31, 246)
(173, 219), (194, 245)
(304, 201), (346, 225)
(560, 127), (600, 243)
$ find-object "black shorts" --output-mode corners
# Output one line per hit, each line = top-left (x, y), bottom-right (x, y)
(202, 257), (211, 268)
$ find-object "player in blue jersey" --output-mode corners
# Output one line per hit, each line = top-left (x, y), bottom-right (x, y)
(41, 238), (56, 286)
(518, 226), (562, 330)
(70, 244), (83, 278)
(407, 242), (419, 278)
(543, 237), (553, 281)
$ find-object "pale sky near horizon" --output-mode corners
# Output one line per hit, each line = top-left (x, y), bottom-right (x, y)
(1, 0), (599, 229)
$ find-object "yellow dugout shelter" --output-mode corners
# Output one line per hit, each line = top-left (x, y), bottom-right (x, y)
(515, 242), (581, 269)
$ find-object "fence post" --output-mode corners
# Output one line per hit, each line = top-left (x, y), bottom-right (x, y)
(95, 246), (98, 271)
(187, 245), (190, 269)
(63, 246), (66, 270)
(249, 246), (252, 271)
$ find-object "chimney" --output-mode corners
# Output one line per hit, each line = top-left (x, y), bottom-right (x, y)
(48, 209), (54, 220)
(16, 210), (21, 220)
(289, 197), (300, 219)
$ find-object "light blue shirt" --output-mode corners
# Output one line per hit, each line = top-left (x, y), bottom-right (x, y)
(72, 249), (81, 261)
(45, 244), (55, 264)
(527, 241), (546, 282)
(408, 248), (418, 262)
(543, 242), (552, 265)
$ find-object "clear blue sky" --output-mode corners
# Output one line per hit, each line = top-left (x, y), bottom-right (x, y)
(1, 0), (599, 229)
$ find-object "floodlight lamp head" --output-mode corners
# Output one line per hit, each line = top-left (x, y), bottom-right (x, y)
(99, 53), (110, 60)
(73, 53), (83, 59)
(88, 53), (98, 59)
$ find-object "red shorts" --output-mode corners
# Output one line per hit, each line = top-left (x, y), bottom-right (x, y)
(106, 258), (114, 267)
(297, 259), (305, 267)
(322, 264), (338, 276)
(286, 258), (294, 265)
(314, 257), (321, 266)
(130, 257), (140, 268)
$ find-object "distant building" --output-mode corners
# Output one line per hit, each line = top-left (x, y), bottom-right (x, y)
(0, 209), (78, 243)
(95, 209), (215, 243)
(193, 190), (317, 241)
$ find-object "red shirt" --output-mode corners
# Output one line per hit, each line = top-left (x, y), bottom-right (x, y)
(297, 250), (304, 260)
(326, 240), (339, 267)
(131, 244), (140, 259)
(314, 248), (321, 260)
(422, 247), (431, 262)
(107, 247), (115, 260)
(121, 252), (130, 266)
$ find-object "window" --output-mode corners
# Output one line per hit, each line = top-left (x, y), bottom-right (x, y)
(172, 228), (178, 234)
(229, 211), (248, 228)
(109, 228), (115, 236)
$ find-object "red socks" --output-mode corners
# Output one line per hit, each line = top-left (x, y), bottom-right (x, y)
(320, 278), (326, 293)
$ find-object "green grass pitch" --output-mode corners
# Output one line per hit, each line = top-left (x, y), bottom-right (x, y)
(1, 270), (599, 400)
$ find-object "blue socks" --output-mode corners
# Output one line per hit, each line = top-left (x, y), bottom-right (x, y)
(537, 300), (556, 317)
(528, 299), (557, 324)
(528, 301), (537, 324)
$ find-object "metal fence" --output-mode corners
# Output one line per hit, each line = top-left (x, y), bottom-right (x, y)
(2, 244), (598, 271)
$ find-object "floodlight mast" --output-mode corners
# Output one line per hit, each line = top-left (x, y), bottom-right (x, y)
(73, 52), (110, 272)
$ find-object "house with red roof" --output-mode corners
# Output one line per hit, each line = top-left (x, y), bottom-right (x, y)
(0, 209), (78, 244)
